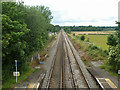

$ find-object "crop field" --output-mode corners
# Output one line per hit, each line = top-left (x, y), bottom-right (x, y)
(72, 31), (116, 35)
(78, 35), (109, 50)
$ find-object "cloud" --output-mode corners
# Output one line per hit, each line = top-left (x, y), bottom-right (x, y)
(23, 0), (119, 26)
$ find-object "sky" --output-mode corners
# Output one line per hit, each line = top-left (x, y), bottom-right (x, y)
(22, 0), (120, 26)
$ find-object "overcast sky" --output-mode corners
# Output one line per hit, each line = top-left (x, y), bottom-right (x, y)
(22, 0), (119, 26)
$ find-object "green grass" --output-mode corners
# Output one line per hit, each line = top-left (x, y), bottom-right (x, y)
(2, 35), (56, 89)
(99, 65), (118, 78)
(69, 34), (118, 78)
(79, 35), (109, 50)
(2, 66), (34, 89)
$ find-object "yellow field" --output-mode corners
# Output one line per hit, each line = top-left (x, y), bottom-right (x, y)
(78, 35), (109, 50)
(72, 31), (116, 35)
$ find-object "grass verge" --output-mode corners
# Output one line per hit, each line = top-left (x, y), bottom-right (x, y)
(99, 65), (118, 78)
(68, 33), (118, 78)
(78, 34), (109, 50)
(2, 35), (56, 89)
(2, 66), (33, 88)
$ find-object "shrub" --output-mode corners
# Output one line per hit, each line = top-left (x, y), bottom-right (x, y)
(86, 38), (89, 42)
(81, 35), (85, 41)
(107, 34), (117, 46)
(73, 38), (76, 42)
(108, 45), (120, 72)
(104, 50), (109, 55)
(88, 44), (99, 50)
(92, 56), (104, 61)
(73, 33), (75, 36)
(76, 36), (79, 38)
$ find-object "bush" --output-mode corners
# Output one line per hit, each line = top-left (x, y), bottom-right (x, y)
(104, 50), (109, 55)
(76, 36), (80, 38)
(73, 38), (76, 42)
(108, 45), (120, 72)
(73, 33), (75, 36)
(88, 44), (99, 50)
(92, 56), (104, 61)
(81, 35), (85, 41)
(91, 46), (99, 50)
(86, 38), (89, 42)
(107, 34), (117, 46)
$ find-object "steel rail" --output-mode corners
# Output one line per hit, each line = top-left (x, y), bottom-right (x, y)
(63, 31), (90, 89)
(60, 31), (65, 88)
(64, 32), (78, 89)
(45, 31), (61, 88)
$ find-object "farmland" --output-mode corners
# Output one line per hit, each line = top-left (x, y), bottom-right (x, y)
(72, 31), (116, 35)
(78, 35), (109, 50)
(71, 31), (116, 50)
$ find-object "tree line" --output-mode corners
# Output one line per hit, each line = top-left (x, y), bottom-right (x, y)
(62, 25), (117, 32)
(2, 1), (60, 82)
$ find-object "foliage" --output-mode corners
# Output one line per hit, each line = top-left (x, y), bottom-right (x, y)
(107, 45), (120, 72)
(54, 25), (61, 32)
(106, 22), (120, 72)
(2, 6), (30, 81)
(63, 26), (71, 33)
(79, 34), (109, 50)
(107, 34), (117, 46)
(2, 65), (33, 88)
(61, 25), (117, 31)
(73, 33), (75, 36)
(99, 64), (118, 77)
(2, 2), (53, 84)
(86, 38), (89, 42)
(80, 35), (85, 41)
(71, 35), (108, 62)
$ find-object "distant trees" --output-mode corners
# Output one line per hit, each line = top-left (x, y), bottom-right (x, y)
(61, 26), (117, 31)
(63, 26), (71, 34)
(54, 25), (61, 32)
(2, 1), (54, 82)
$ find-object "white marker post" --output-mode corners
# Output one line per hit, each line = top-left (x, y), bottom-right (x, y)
(15, 60), (17, 83)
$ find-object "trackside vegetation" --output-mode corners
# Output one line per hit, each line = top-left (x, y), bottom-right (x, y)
(69, 35), (108, 63)
(106, 22), (120, 73)
(2, 1), (60, 88)
(68, 27), (120, 76)
(78, 35), (109, 50)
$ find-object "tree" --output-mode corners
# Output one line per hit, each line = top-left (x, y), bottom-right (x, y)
(106, 22), (120, 72)
(81, 35), (85, 41)
(2, 14), (29, 81)
(2, 2), (53, 83)
(107, 34), (117, 46)
(108, 45), (120, 71)
(54, 25), (61, 32)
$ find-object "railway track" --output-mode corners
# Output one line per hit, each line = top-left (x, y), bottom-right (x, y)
(63, 31), (90, 88)
(42, 30), (97, 89)
(64, 40), (76, 88)
(45, 31), (62, 88)
(15, 30), (118, 89)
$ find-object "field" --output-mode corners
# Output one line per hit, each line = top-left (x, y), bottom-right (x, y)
(78, 35), (109, 50)
(71, 31), (116, 50)
(72, 31), (116, 35)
